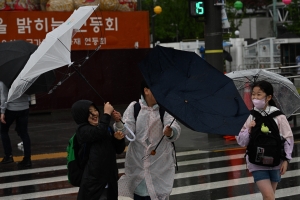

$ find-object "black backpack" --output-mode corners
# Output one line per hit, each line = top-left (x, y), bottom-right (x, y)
(66, 127), (113, 186)
(66, 133), (90, 186)
(246, 109), (286, 167)
(133, 102), (178, 171)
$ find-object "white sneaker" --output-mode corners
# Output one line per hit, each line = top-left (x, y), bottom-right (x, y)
(17, 142), (23, 146)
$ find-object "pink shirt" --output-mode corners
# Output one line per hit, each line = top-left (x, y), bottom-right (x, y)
(236, 106), (294, 172)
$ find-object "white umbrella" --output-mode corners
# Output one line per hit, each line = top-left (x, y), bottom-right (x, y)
(7, 5), (98, 102)
(6, 5), (136, 141)
(226, 69), (300, 118)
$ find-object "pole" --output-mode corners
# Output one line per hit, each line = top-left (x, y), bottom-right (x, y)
(176, 24), (179, 42)
(152, 15), (155, 47)
(204, 0), (223, 139)
(137, 0), (142, 11)
(273, 0), (278, 37)
(152, 0), (155, 47)
(204, 0), (223, 73)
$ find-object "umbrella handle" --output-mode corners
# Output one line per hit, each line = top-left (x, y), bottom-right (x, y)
(124, 124), (136, 141)
(169, 118), (176, 127)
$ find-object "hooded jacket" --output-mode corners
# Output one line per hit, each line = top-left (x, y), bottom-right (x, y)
(115, 97), (181, 200)
(71, 100), (125, 200)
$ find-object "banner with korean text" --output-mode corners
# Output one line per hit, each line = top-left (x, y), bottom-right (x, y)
(0, 11), (150, 50)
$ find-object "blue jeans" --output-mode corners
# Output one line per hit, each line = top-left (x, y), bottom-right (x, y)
(1, 109), (31, 158)
(252, 170), (281, 183)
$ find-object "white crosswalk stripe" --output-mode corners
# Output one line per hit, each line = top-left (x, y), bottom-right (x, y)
(0, 149), (299, 200)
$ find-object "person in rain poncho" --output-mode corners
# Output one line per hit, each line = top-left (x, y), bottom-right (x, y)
(112, 80), (181, 200)
(71, 100), (125, 200)
(236, 81), (294, 200)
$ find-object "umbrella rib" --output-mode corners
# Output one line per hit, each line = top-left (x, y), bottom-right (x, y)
(57, 39), (71, 53)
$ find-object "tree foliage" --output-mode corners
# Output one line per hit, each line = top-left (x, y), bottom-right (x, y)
(285, 0), (300, 36)
(240, 0), (272, 10)
(142, 0), (204, 43)
(224, 1), (245, 38)
(224, 0), (272, 38)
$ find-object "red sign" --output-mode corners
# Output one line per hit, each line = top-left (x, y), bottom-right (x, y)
(0, 11), (150, 50)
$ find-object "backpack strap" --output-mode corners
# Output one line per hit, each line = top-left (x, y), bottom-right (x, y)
(268, 110), (283, 118)
(250, 110), (261, 121)
(133, 102), (178, 171)
(133, 102), (141, 121)
(250, 109), (283, 120)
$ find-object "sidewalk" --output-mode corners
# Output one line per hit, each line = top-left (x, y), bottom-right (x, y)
(1, 104), (299, 159)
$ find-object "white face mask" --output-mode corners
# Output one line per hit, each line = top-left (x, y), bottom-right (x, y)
(252, 98), (266, 110)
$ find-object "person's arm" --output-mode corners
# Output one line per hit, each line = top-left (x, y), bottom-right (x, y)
(235, 115), (252, 147)
(277, 115), (294, 175)
(163, 111), (181, 142)
(0, 82), (8, 114)
(278, 115), (294, 161)
(113, 102), (136, 137)
(76, 113), (111, 144)
(0, 82), (8, 123)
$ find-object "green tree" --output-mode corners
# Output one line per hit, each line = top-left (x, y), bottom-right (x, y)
(142, 0), (204, 43)
(224, 0), (245, 38)
(285, 0), (300, 36)
(224, 0), (272, 38)
(241, 0), (272, 9)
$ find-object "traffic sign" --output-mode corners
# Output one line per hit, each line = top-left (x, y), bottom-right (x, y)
(189, 0), (206, 17)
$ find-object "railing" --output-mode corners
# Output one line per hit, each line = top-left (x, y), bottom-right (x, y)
(242, 37), (281, 70)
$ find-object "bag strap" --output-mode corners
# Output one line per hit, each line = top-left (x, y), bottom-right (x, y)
(250, 110), (261, 121)
(133, 102), (178, 171)
(250, 109), (283, 121)
(133, 102), (141, 121)
(268, 110), (283, 118)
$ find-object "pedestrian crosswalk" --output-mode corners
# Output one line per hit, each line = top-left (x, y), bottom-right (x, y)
(0, 147), (299, 200)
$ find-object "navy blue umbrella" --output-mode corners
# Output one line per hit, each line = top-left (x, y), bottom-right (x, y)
(139, 45), (249, 136)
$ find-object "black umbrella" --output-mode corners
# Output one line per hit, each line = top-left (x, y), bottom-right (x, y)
(139, 45), (249, 136)
(0, 40), (56, 94)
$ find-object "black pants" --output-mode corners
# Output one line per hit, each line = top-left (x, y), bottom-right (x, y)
(1, 109), (31, 157)
(134, 194), (151, 200)
(99, 188), (108, 200)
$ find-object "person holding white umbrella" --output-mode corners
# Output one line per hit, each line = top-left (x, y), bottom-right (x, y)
(0, 81), (32, 167)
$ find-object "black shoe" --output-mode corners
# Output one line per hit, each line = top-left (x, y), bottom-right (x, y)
(0, 155), (14, 164)
(17, 157), (32, 168)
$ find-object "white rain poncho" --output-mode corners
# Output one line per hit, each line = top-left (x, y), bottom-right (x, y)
(115, 98), (181, 200)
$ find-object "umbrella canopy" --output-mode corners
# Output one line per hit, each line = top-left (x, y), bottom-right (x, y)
(24, 70), (56, 95)
(7, 5), (98, 102)
(138, 45), (250, 136)
(226, 69), (300, 118)
(0, 40), (37, 88)
(0, 40), (56, 94)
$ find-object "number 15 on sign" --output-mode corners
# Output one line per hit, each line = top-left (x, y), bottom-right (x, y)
(189, 0), (206, 17)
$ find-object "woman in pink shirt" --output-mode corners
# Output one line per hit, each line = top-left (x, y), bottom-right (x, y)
(236, 80), (294, 200)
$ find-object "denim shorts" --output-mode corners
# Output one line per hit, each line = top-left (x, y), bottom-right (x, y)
(252, 170), (281, 183)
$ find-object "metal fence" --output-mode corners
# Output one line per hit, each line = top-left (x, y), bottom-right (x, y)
(242, 37), (281, 72)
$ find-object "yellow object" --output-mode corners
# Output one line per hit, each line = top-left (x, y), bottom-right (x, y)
(154, 6), (162, 14)
(205, 50), (223, 53)
(261, 123), (269, 133)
